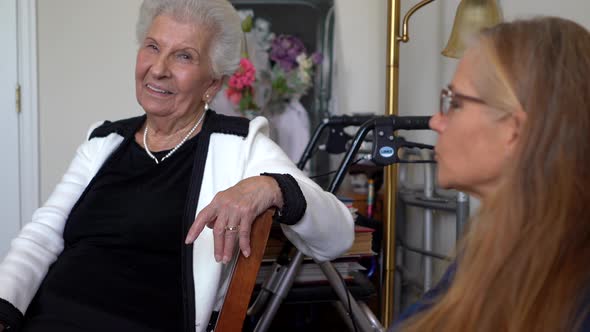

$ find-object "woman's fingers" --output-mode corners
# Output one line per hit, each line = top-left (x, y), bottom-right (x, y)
(221, 223), (240, 264)
(185, 204), (217, 244)
(187, 176), (280, 263)
(238, 215), (252, 258)
(211, 209), (229, 262)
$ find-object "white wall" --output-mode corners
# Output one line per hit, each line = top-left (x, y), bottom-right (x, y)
(37, 0), (142, 200)
(502, 0), (590, 23)
(332, 1), (387, 116)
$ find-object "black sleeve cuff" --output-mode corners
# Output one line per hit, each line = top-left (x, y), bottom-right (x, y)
(260, 173), (307, 225)
(0, 298), (23, 331)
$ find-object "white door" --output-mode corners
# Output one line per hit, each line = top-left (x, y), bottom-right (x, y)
(0, 0), (21, 257)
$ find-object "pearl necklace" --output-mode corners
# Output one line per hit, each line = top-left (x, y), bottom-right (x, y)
(143, 110), (206, 164)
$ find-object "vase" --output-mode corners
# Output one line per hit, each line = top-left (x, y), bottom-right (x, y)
(267, 98), (310, 164)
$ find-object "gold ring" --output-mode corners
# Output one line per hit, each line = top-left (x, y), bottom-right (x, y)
(225, 225), (239, 231)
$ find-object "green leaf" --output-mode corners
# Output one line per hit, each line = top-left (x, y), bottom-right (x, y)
(241, 15), (253, 32)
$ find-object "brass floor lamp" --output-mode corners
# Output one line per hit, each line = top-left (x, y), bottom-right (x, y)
(382, 0), (501, 326)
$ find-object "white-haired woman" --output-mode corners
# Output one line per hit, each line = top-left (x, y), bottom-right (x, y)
(0, 1), (354, 331)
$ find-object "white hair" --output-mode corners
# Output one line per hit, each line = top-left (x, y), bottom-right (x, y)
(136, 0), (242, 78)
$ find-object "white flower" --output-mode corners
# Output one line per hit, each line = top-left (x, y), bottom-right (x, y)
(296, 54), (313, 70)
(298, 69), (311, 85)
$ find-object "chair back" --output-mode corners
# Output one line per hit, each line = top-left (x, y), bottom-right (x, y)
(214, 209), (274, 331)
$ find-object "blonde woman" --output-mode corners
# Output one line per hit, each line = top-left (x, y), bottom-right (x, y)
(394, 17), (590, 331)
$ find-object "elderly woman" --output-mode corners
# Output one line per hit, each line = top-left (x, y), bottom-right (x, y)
(0, 1), (353, 331)
(392, 17), (590, 331)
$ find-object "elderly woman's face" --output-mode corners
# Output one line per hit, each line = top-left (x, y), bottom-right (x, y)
(429, 49), (518, 199)
(135, 15), (219, 118)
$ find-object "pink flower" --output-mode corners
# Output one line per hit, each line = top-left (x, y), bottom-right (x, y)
(229, 76), (244, 89)
(226, 88), (242, 105)
(228, 58), (256, 91)
(224, 58), (259, 113)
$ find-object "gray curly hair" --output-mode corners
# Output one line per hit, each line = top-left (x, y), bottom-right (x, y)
(136, 0), (242, 79)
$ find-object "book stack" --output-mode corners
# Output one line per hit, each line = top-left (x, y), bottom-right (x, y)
(343, 225), (375, 257)
(262, 224), (375, 261)
(256, 260), (366, 285)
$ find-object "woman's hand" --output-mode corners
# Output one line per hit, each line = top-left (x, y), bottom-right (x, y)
(0, 322), (5, 332)
(185, 176), (283, 264)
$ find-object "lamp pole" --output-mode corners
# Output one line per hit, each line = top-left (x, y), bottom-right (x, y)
(382, 0), (401, 327)
(383, 0), (436, 326)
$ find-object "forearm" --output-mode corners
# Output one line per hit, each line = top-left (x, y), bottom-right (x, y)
(0, 136), (98, 318)
(242, 118), (354, 260)
(258, 165), (354, 260)
(257, 172), (354, 260)
(259, 173), (307, 225)
(0, 171), (81, 313)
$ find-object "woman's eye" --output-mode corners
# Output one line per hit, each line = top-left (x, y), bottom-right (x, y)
(177, 53), (192, 61)
(146, 44), (158, 51)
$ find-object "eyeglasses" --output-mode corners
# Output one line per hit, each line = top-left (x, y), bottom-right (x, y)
(440, 85), (487, 116)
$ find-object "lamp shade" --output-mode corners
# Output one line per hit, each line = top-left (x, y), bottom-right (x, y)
(442, 0), (502, 58)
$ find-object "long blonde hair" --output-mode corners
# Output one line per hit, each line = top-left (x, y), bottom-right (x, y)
(400, 17), (590, 331)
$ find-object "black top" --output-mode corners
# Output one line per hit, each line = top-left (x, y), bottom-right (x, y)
(22, 134), (199, 332)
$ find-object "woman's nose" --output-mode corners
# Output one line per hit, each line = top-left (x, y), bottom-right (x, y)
(429, 112), (446, 133)
(150, 55), (170, 78)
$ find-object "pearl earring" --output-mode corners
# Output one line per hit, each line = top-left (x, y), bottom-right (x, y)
(204, 94), (210, 111)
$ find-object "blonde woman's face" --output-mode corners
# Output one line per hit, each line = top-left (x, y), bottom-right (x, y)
(135, 15), (220, 119)
(429, 50), (518, 199)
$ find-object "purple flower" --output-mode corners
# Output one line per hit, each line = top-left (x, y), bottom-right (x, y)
(310, 52), (323, 65)
(270, 35), (306, 72)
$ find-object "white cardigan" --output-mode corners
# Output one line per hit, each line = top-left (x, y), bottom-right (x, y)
(0, 115), (354, 331)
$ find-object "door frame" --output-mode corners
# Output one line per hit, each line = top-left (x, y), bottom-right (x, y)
(17, 0), (39, 225)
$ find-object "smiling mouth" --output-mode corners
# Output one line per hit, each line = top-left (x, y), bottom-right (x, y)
(146, 84), (173, 95)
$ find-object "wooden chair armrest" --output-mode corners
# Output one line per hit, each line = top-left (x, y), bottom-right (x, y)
(214, 209), (274, 332)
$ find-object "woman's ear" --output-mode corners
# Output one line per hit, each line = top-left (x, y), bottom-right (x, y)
(504, 109), (527, 156)
(204, 76), (225, 102)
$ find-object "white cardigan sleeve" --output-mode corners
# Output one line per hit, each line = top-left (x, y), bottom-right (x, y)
(242, 117), (354, 262)
(0, 124), (111, 315)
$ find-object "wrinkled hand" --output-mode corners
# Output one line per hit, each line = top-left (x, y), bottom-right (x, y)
(185, 176), (283, 264)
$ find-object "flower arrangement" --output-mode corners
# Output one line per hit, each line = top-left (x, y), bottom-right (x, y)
(225, 14), (323, 117)
(225, 58), (258, 115)
(267, 35), (323, 114)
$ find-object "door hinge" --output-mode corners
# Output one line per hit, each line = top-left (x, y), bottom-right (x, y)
(16, 84), (21, 113)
